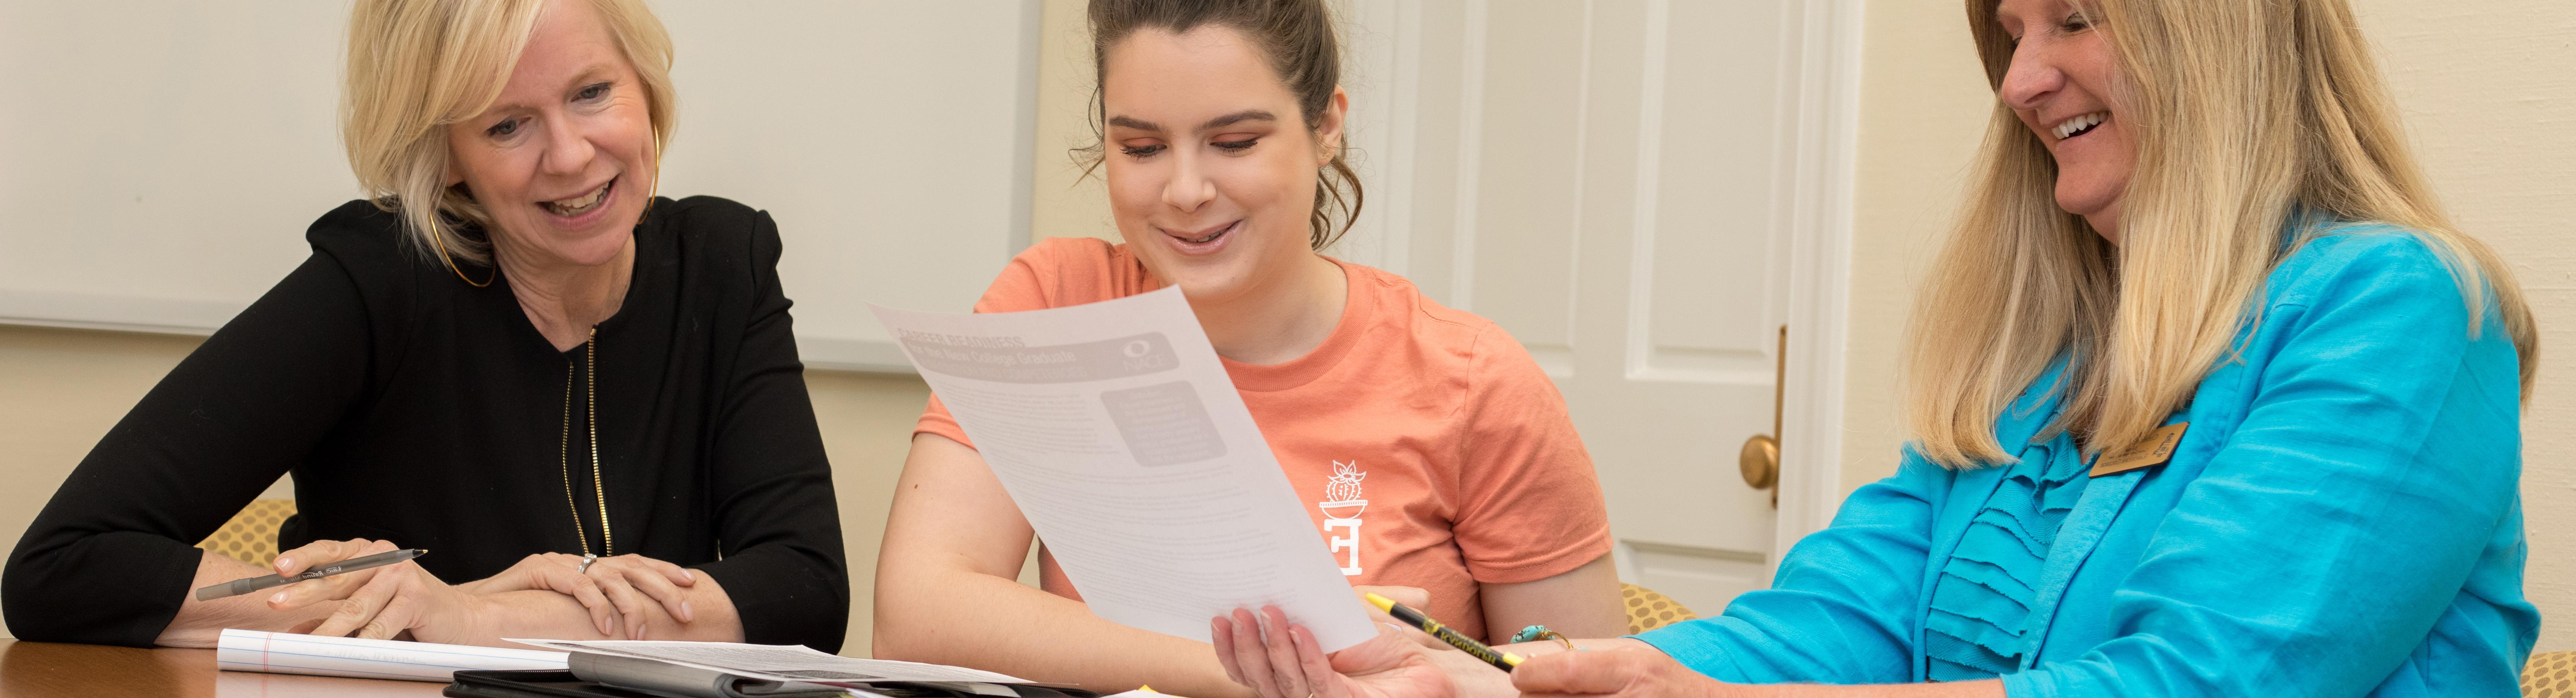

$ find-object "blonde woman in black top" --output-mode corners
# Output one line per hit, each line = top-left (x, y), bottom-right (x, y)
(0, 0), (845, 650)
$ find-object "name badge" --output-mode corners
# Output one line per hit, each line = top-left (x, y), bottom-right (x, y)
(2091, 422), (2188, 477)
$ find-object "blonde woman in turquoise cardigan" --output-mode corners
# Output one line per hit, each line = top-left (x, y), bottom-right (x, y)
(1204, 0), (2540, 695)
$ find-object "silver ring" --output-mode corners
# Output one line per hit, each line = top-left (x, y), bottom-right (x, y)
(578, 554), (599, 574)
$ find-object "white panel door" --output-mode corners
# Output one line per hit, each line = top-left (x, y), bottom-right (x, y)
(1363, 0), (1839, 615)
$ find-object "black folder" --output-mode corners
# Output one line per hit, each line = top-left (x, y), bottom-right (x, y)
(445, 670), (663, 698)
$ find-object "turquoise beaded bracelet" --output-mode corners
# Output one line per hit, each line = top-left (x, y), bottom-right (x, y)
(1510, 624), (1572, 648)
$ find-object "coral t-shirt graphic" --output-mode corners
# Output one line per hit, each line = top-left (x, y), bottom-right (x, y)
(1320, 460), (1367, 575)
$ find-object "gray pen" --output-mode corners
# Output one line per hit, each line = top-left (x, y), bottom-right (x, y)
(194, 549), (428, 601)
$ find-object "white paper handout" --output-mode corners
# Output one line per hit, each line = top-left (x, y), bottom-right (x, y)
(870, 286), (1376, 651)
(507, 639), (1029, 684)
(215, 628), (569, 681)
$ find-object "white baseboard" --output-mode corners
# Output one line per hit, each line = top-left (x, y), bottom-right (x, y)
(795, 336), (917, 374)
(0, 288), (918, 375)
(0, 288), (241, 336)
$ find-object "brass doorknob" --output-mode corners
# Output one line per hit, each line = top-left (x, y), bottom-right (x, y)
(1740, 434), (1779, 489)
(1741, 325), (1785, 507)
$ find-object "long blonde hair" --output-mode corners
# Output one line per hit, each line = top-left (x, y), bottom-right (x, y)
(1903, 0), (2539, 468)
(342, 0), (676, 266)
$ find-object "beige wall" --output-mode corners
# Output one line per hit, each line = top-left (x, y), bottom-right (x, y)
(1838, 0), (1993, 505)
(1031, 0), (1119, 243)
(0, 324), (933, 656)
(801, 372), (934, 656)
(1842, 0), (2576, 652)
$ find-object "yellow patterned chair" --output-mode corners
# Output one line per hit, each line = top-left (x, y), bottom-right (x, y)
(2530, 651), (2576, 698)
(196, 498), (298, 567)
(1621, 583), (1699, 633)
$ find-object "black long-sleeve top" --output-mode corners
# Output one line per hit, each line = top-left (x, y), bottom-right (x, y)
(2, 197), (848, 650)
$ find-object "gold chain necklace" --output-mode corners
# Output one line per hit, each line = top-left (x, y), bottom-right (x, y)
(559, 328), (613, 556)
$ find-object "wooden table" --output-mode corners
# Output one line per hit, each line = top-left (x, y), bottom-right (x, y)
(0, 639), (448, 698)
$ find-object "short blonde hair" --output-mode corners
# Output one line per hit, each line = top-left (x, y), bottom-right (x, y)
(1899, 0), (2538, 467)
(342, 0), (675, 266)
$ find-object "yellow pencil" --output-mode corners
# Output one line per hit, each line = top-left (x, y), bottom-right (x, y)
(1364, 592), (1523, 672)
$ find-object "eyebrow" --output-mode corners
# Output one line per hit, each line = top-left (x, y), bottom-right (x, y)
(1201, 110), (1276, 130)
(1106, 115), (1161, 132)
(1105, 109), (1279, 134)
(482, 64), (620, 114)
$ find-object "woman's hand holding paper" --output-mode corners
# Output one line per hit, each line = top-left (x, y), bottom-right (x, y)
(1211, 586), (1747, 698)
(1214, 606), (1457, 698)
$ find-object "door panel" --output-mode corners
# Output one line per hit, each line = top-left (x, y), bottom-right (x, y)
(1462, 2), (1589, 375)
(1644, 0), (1795, 380)
(1626, 541), (1770, 614)
(1367, 0), (1812, 615)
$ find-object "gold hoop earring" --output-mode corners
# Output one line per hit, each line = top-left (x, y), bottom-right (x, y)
(432, 225), (496, 287)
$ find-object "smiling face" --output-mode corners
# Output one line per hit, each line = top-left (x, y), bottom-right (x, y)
(1100, 26), (1344, 303)
(1995, 0), (2134, 242)
(445, 0), (656, 269)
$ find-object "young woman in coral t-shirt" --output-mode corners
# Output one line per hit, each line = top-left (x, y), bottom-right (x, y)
(869, 0), (1623, 694)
